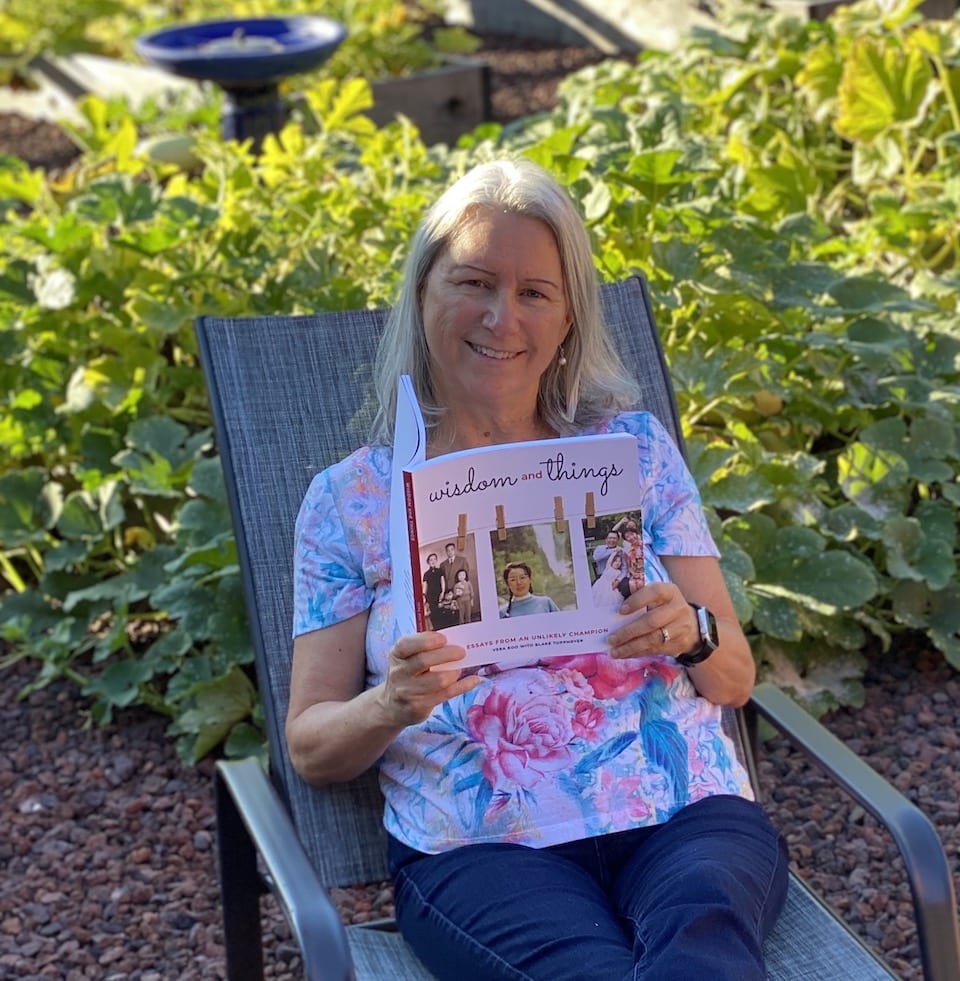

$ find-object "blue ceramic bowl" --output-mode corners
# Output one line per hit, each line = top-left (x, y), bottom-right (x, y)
(135, 16), (347, 86)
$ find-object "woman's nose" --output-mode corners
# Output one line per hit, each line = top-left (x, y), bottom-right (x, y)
(482, 290), (518, 332)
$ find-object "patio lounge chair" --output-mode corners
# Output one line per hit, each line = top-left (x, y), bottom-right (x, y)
(196, 274), (960, 981)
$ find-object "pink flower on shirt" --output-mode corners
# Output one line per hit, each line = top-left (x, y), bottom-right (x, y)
(593, 771), (652, 827)
(467, 678), (575, 790)
(546, 654), (674, 701)
(571, 699), (605, 739)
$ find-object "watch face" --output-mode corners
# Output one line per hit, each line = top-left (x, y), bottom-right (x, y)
(677, 605), (718, 666)
(695, 605), (710, 642)
(697, 606), (719, 649)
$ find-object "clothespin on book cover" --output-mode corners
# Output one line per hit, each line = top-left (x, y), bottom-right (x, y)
(456, 513), (468, 552)
(554, 496), (565, 532)
(585, 492), (596, 530)
(495, 504), (507, 542)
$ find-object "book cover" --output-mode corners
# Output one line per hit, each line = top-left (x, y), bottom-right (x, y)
(390, 376), (646, 668)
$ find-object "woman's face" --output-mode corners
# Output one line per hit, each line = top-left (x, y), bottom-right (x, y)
(506, 567), (532, 598)
(420, 209), (571, 421)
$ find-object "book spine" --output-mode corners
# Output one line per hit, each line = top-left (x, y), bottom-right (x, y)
(403, 470), (425, 631)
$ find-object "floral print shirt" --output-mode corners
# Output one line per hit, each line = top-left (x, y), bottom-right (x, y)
(292, 411), (754, 854)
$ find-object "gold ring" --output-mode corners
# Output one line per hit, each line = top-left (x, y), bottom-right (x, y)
(660, 626), (670, 644)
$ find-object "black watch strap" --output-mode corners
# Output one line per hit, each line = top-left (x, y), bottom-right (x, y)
(676, 604), (719, 667)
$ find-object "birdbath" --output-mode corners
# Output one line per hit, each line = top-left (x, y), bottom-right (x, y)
(135, 16), (347, 147)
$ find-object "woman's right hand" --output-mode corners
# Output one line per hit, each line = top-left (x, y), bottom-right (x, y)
(286, 616), (484, 786)
(377, 632), (483, 727)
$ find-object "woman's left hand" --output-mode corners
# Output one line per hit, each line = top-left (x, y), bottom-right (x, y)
(607, 581), (696, 660)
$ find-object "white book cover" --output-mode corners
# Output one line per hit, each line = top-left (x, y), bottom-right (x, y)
(390, 376), (646, 668)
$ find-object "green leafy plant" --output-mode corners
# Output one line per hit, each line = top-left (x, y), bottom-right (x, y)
(520, 0), (960, 710)
(0, 79), (448, 759)
(1, 0), (957, 757)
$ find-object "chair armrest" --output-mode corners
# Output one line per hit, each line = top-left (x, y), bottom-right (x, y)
(215, 757), (353, 981)
(749, 681), (960, 981)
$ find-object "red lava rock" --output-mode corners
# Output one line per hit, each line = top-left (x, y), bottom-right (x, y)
(0, 308), (953, 981)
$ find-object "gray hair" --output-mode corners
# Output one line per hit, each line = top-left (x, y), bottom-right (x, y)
(371, 158), (641, 442)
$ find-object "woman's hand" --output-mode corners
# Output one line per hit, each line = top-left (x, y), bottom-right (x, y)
(605, 556), (756, 707)
(377, 632), (483, 727)
(286, 615), (482, 786)
(607, 581), (697, 659)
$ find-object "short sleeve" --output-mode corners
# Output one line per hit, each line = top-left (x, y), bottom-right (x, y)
(609, 413), (719, 559)
(291, 446), (391, 637)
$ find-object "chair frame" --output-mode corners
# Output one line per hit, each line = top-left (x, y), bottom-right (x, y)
(196, 275), (959, 981)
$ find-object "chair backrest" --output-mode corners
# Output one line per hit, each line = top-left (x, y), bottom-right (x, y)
(196, 274), (724, 886)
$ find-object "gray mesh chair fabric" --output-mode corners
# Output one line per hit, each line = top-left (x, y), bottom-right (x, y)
(202, 276), (684, 886)
(197, 275), (957, 980)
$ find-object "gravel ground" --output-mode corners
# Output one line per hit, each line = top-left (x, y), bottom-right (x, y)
(3, 638), (958, 979)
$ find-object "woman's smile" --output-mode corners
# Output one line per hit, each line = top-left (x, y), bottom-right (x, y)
(468, 341), (521, 361)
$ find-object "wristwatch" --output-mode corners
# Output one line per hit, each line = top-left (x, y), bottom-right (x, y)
(676, 604), (719, 667)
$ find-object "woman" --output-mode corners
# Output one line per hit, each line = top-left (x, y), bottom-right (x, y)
(592, 547), (625, 609)
(421, 552), (444, 625)
(498, 561), (560, 618)
(288, 158), (787, 980)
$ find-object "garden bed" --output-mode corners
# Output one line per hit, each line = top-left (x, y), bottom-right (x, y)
(0, 31), (611, 170)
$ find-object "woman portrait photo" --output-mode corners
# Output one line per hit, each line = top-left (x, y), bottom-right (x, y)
(498, 562), (561, 619)
(491, 520), (575, 618)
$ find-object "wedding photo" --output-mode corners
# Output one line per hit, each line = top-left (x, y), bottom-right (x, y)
(582, 510), (645, 607)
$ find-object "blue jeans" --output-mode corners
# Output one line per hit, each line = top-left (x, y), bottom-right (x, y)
(389, 795), (789, 981)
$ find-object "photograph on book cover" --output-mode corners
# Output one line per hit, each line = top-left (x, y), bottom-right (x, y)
(416, 536), (483, 630)
(582, 511), (645, 611)
(486, 508), (645, 622)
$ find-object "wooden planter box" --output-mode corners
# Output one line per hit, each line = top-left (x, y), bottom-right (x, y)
(369, 56), (491, 146)
(27, 52), (492, 149)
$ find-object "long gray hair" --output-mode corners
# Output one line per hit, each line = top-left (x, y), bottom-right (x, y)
(371, 158), (641, 442)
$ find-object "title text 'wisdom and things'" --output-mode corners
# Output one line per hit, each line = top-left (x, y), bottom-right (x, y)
(426, 451), (625, 503)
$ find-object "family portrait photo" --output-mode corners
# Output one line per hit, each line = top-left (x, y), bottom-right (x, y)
(418, 537), (481, 629)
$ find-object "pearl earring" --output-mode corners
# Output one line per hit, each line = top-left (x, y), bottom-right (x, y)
(558, 345), (567, 366)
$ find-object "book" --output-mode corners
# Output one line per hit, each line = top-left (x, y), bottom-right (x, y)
(390, 376), (646, 668)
